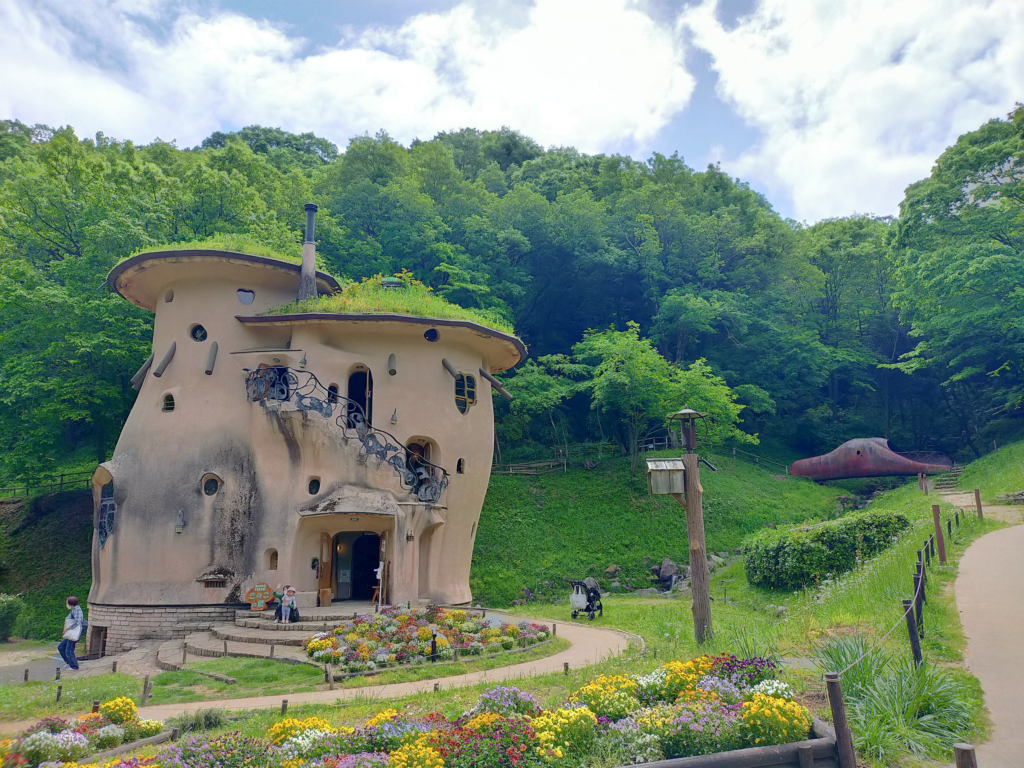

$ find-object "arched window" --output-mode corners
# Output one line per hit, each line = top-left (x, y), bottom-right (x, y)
(162, 394), (175, 412)
(327, 384), (339, 405)
(457, 458), (466, 474)
(266, 549), (278, 570)
(454, 374), (477, 414)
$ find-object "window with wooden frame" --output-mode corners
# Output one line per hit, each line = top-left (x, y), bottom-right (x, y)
(454, 373), (477, 414)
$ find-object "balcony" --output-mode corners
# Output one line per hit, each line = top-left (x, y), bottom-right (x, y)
(244, 366), (448, 505)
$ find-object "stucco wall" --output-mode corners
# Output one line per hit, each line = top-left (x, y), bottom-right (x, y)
(89, 254), (518, 627)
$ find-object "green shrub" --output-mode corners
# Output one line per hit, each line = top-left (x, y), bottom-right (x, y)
(0, 594), (25, 641)
(743, 510), (910, 590)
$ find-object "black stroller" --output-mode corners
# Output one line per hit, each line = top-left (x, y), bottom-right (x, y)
(569, 577), (603, 620)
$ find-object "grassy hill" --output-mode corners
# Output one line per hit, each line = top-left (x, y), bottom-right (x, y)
(0, 491), (93, 638)
(958, 439), (1024, 502)
(471, 450), (845, 605)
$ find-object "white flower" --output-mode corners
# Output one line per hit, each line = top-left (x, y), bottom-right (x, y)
(750, 679), (795, 700)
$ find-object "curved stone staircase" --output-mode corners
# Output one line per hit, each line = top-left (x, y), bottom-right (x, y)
(156, 604), (378, 673)
(935, 465), (964, 494)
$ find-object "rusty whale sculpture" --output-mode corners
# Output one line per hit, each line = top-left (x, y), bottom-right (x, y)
(790, 437), (952, 481)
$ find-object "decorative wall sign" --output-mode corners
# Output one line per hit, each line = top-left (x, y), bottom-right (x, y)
(245, 582), (274, 610)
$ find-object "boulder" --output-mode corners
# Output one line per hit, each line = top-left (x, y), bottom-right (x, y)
(605, 564), (622, 576)
(635, 587), (662, 597)
(659, 558), (679, 580)
(673, 578), (691, 592)
(610, 580), (621, 591)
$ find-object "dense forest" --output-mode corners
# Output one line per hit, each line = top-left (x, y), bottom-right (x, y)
(0, 107), (1022, 479)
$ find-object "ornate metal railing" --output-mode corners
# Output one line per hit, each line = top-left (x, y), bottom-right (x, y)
(244, 366), (449, 504)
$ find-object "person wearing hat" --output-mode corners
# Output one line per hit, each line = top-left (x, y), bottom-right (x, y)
(273, 583), (298, 624)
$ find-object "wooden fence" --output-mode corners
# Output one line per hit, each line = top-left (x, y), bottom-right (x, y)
(0, 470), (93, 500)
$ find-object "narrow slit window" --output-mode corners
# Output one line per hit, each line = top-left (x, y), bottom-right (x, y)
(162, 394), (175, 412)
(454, 374), (477, 414)
(457, 458), (465, 474)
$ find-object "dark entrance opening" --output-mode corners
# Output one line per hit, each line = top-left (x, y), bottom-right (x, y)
(332, 532), (380, 601)
(347, 369), (373, 427)
(352, 534), (380, 600)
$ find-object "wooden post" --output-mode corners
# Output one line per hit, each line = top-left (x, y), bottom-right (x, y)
(954, 743), (978, 768)
(55, 667), (61, 681)
(223, 640), (228, 655)
(281, 699), (288, 716)
(326, 663), (335, 690)
(552, 623), (556, 637)
(269, 644), (275, 659)
(923, 540), (930, 567)
(433, 682), (440, 692)
(955, 510), (960, 527)
(182, 645), (187, 665)
(797, 743), (814, 768)
(932, 505), (947, 565)
(929, 535), (935, 560)
(563, 662), (569, 675)
(56, 684), (63, 703)
(677, 451), (712, 644)
(903, 599), (923, 666)
(23, 669), (28, 682)
(947, 518), (953, 538)
(825, 673), (857, 768)
(141, 676), (151, 705)
(974, 489), (983, 520)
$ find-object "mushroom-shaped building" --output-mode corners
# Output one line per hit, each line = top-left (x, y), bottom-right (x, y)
(86, 215), (525, 653)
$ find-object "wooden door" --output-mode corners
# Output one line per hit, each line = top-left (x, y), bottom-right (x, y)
(319, 532), (332, 594)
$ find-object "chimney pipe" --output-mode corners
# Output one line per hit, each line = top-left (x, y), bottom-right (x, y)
(297, 203), (318, 302)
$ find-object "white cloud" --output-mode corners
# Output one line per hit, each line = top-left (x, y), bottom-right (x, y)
(682, 0), (1024, 221)
(0, 0), (695, 154)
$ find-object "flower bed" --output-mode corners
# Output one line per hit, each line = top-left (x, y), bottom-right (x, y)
(32, 654), (833, 768)
(0, 697), (166, 768)
(302, 606), (550, 673)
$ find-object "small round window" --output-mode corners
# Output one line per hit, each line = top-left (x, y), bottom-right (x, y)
(237, 289), (255, 305)
(423, 328), (439, 342)
(203, 476), (220, 496)
(308, 478), (321, 495)
(190, 325), (208, 342)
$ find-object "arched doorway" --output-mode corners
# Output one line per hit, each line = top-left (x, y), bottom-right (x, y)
(332, 532), (381, 601)
(347, 368), (373, 427)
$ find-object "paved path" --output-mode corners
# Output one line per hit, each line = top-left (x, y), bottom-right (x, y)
(138, 615), (632, 720)
(956, 520), (1024, 765)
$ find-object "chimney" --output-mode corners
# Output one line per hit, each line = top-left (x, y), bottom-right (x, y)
(297, 203), (318, 302)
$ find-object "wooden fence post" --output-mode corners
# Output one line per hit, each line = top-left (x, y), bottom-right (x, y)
(797, 743), (814, 768)
(974, 489), (983, 520)
(92, 700), (100, 713)
(326, 663), (335, 690)
(953, 744), (978, 768)
(56, 684), (62, 702)
(825, 673), (857, 768)
(903, 600), (923, 666)
(281, 699), (288, 716)
(23, 669), (28, 682)
(141, 676), (151, 705)
(563, 662), (569, 675)
(932, 505), (947, 565)
(924, 540), (930, 567)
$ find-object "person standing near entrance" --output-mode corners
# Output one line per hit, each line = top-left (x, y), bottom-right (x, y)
(274, 584), (297, 624)
(58, 596), (84, 671)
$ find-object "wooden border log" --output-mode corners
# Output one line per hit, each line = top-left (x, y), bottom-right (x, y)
(82, 732), (174, 763)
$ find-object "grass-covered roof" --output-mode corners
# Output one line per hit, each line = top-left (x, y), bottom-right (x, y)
(124, 234), (302, 264)
(263, 272), (517, 336)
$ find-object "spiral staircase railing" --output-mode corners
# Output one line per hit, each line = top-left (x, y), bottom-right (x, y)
(243, 366), (449, 505)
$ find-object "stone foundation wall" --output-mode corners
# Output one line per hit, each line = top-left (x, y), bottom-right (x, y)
(87, 603), (242, 654)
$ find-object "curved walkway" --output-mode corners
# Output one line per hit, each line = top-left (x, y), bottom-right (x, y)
(137, 613), (634, 721)
(956, 520), (1024, 765)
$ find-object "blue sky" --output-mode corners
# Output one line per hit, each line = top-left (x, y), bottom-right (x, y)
(1, 0), (1021, 221)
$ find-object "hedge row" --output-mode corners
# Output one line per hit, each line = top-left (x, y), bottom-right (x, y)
(743, 509), (911, 590)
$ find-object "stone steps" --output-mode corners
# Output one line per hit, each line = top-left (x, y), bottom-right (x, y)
(234, 616), (341, 632)
(211, 624), (309, 646)
(184, 631), (315, 666)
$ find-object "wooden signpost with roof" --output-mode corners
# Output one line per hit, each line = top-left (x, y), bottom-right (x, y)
(646, 407), (714, 644)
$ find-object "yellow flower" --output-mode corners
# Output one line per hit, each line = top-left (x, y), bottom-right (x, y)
(264, 717), (336, 744)
(365, 708), (402, 728)
(464, 712), (503, 731)
(99, 696), (139, 725)
(389, 742), (443, 768)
